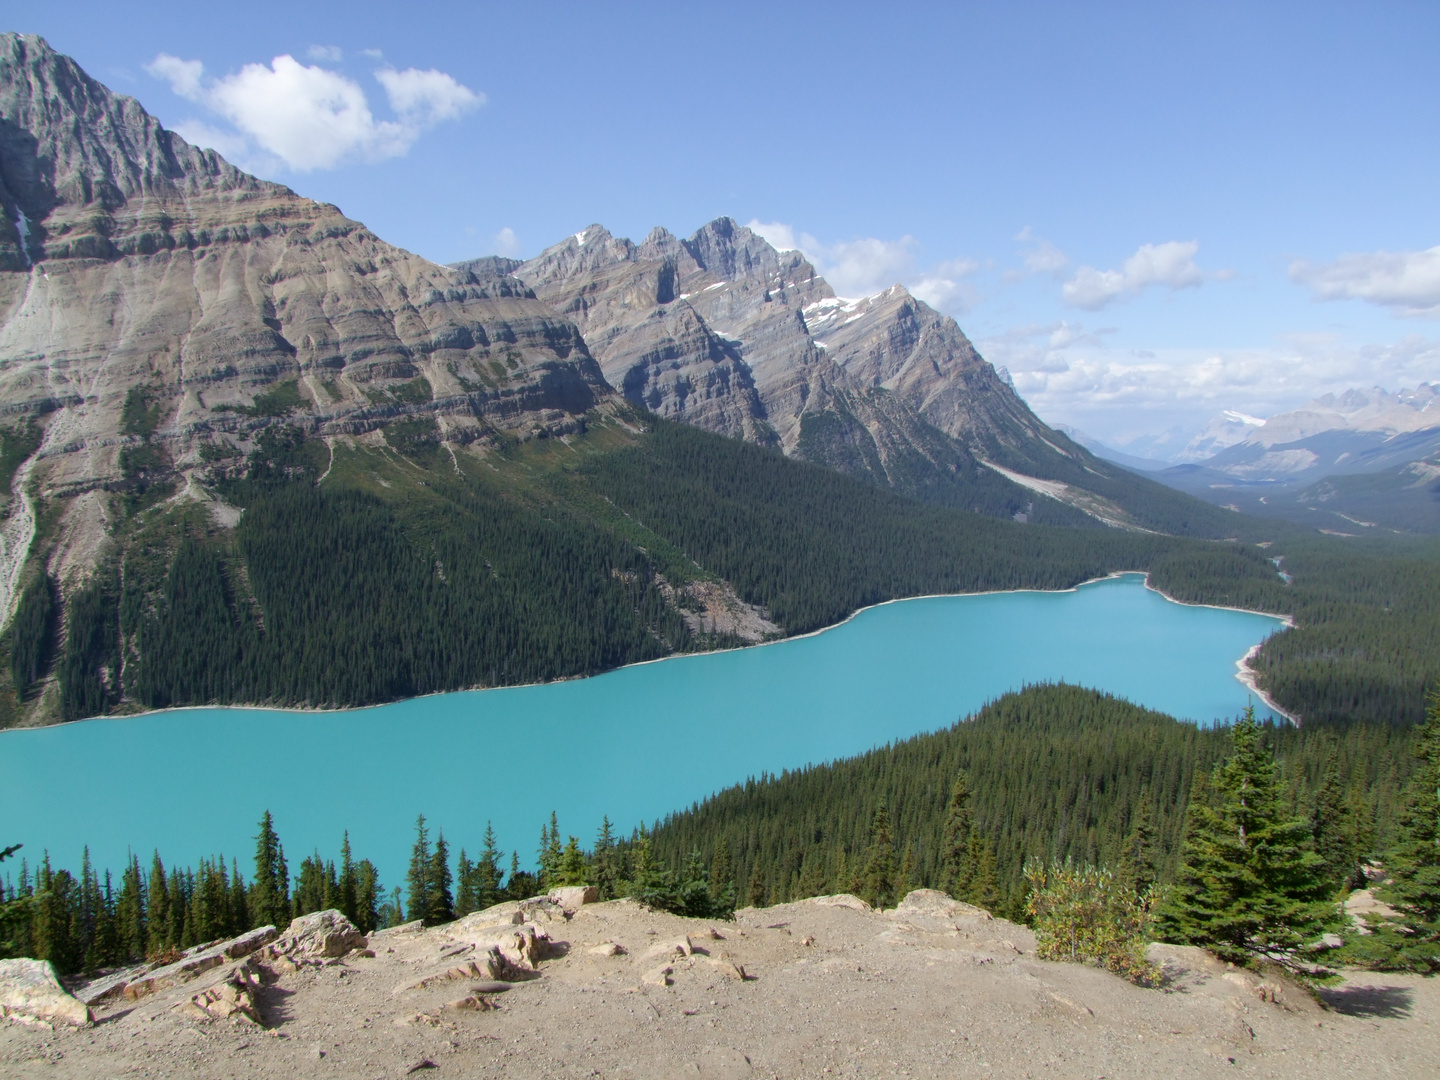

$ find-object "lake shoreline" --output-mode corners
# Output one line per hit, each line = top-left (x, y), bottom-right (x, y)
(2, 571), (1291, 734)
(1140, 580), (1299, 726)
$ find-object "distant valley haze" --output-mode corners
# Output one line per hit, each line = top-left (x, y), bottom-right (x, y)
(16, 0), (1438, 448)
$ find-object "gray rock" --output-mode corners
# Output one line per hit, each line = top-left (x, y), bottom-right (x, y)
(266, 910), (367, 960)
(0, 958), (91, 1027)
(549, 885), (599, 912)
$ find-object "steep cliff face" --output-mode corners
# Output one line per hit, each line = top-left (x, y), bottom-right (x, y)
(0, 34), (613, 611)
(511, 217), (1100, 511)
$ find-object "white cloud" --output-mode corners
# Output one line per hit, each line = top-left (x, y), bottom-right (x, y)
(144, 53), (204, 99)
(307, 45), (343, 63)
(169, 119), (257, 164)
(1012, 227), (1069, 278)
(491, 227), (521, 257)
(987, 324), (1440, 442)
(1062, 240), (1207, 310)
(1289, 245), (1440, 318)
(745, 220), (976, 309)
(144, 52), (481, 172)
(375, 67), (483, 124)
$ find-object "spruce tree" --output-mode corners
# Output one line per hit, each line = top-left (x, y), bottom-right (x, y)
(714, 835), (737, 915)
(406, 815), (433, 924)
(556, 837), (588, 887)
(538, 812), (563, 890)
(593, 817), (618, 900)
(229, 858), (249, 934)
(115, 854), (146, 963)
(472, 825), (503, 910)
(146, 852), (170, 958)
(427, 831), (454, 925)
(1371, 692), (1440, 971)
(353, 860), (380, 932)
(338, 833), (358, 925)
(747, 858), (767, 908)
(898, 844), (917, 899)
(861, 802), (897, 909)
(455, 849), (476, 918)
(1117, 788), (1158, 896)
(1157, 708), (1342, 970)
(1311, 746), (1357, 893)
(940, 771), (973, 898)
(251, 811), (291, 930)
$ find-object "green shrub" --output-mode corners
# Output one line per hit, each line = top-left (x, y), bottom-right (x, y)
(1024, 860), (1161, 985)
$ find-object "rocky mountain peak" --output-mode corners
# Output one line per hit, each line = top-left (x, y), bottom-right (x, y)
(0, 38), (617, 617)
(0, 33), (285, 269)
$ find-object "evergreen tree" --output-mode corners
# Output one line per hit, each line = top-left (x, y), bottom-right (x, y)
(710, 836), (734, 903)
(115, 854), (146, 963)
(940, 771), (973, 897)
(1310, 746), (1358, 893)
(796, 850), (827, 899)
(250, 811), (291, 930)
(965, 833), (1001, 912)
(747, 857), (767, 908)
(1117, 788), (1158, 896)
(146, 852), (170, 958)
(455, 848), (476, 917)
(406, 815), (433, 924)
(426, 831), (454, 925)
(860, 802), (897, 909)
(538, 812), (563, 890)
(471, 825), (504, 911)
(350, 860), (379, 932)
(556, 836), (588, 887)
(1371, 692), (1440, 971)
(337, 833), (359, 925)
(593, 817), (619, 900)
(505, 848), (538, 902)
(1157, 707), (1343, 971)
(898, 844), (918, 899)
(229, 858), (249, 934)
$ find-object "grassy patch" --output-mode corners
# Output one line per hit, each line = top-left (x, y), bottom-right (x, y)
(0, 418), (43, 494)
(121, 387), (163, 438)
(391, 377), (434, 405)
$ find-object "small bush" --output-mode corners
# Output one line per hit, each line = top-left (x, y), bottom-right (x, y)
(1025, 861), (1161, 985)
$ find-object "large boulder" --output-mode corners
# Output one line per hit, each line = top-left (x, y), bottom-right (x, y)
(807, 894), (874, 913)
(174, 959), (264, 1024)
(0, 958), (91, 1027)
(549, 885), (599, 913)
(891, 889), (992, 921)
(266, 910), (367, 961)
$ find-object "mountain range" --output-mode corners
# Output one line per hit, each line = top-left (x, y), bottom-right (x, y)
(0, 33), (1292, 725)
(1079, 386), (1440, 534)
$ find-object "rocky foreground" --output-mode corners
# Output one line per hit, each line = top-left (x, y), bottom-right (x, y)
(1, 889), (1434, 1079)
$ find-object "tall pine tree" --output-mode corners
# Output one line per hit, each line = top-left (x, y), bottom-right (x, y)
(1370, 692), (1440, 971)
(1157, 707), (1342, 971)
(941, 771), (973, 898)
(250, 811), (291, 930)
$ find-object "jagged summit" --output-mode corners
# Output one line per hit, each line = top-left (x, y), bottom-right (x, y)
(508, 216), (1087, 511)
(0, 35), (613, 613)
(0, 33), (285, 268)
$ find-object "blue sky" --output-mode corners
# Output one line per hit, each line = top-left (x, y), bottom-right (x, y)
(11, 1), (1439, 444)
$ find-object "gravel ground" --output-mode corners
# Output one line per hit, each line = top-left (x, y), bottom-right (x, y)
(2, 893), (1434, 1079)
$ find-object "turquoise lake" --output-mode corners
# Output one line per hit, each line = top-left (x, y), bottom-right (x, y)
(0, 574), (1285, 889)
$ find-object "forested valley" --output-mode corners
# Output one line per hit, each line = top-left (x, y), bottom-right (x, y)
(2, 410), (1436, 728)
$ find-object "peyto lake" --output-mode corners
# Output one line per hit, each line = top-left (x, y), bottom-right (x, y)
(1, 574), (1285, 888)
